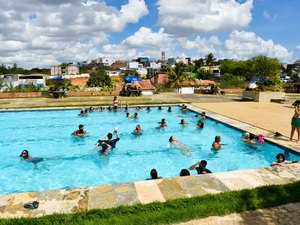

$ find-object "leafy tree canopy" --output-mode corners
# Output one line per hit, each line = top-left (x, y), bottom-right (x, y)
(87, 69), (111, 87)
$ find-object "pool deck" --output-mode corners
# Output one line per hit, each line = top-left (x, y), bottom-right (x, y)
(1, 93), (300, 221)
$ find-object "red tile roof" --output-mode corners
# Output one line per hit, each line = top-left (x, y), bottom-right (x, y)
(139, 79), (155, 90)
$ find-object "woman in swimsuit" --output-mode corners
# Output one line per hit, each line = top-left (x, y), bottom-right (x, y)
(290, 101), (300, 143)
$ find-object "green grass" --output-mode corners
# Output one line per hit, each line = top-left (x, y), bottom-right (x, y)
(0, 101), (10, 105)
(1, 181), (300, 225)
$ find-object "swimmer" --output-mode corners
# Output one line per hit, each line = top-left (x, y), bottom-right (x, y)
(196, 120), (204, 128)
(98, 106), (104, 112)
(167, 106), (172, 112)
(169, 136), (192, 157)
(126, 112), (132, 118)
(180, 119), (188, 126)
(201, 112), (207, 120)
(243, 132), (256, 144)
(181, 104), (188, 113)
(180, 169), (190, 176)
(146, 106), (151, 111)
(134, 112), (138, 119)
(157, 118), (167, 128)
(94, 142), (112, 155)
(94, 131), (120, 149)
(158, 106), (162, 110)
(72, 124), (87, 137)
(146, 169), (162, 180)
(136, 106), (141, 111)
(133, 125), (142, 134)
(189, 160), (212, 174)
(79, 109), (88, 116)
(107, 106), (112, 111)
(212, 136), (222, 150)
(89, 106), (94, 112)
(271, 153), (300, 166)
(20, 150), (33, 161)
(113, 105), (118, 111)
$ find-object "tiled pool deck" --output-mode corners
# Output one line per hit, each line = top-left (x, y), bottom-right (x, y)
(1, 105), (300, 219)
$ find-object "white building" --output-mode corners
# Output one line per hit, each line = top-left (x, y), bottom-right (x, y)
(1, 74), (46, 91)
(92, 57), (115, 66)
(50, 65), (79, 76)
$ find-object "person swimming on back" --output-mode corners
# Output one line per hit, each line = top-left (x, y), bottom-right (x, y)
(169, 136), (192, 157)
(72, 124), (87, 137)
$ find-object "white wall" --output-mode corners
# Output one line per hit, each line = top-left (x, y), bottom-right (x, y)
(142, 90), (153, 95)
(176, 87), (194, 94)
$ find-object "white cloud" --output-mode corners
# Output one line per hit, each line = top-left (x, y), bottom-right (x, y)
(263, 10), (277, 21)
(157, 0), (253, 35)
(101, 27), (176, 59)
(296, 45), (300, 51)
(221, 30), (292, 62)
(0, 0), (148, 68)
(179, 36), (221, 55)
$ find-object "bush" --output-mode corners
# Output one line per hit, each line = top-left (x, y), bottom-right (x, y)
(220, 73), (247, 89)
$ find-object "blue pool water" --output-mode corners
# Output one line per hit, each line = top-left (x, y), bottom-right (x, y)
(0, 106), (297, 194)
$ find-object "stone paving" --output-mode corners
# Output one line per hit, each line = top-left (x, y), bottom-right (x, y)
(175, 202), (300, 225)
(1, 93), (300, 222)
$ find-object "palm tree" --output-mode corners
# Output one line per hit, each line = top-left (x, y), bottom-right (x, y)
(204, 53), (216, 66)
(291, 59), (300, 82)
(166, 62), (189, 88)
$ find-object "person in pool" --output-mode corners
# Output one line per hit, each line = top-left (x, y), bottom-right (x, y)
(93, 142), (112, 155)
(167, 106), (172, 112)
(169, 136), (192, 157)
(243, 132), (256, 144)
(146, 169), (162, 180)
(180, 169), (190, 176)
(95, 131), (120, 149)
(201, 112), (207, 120)
(271, 153), (299, 166)
(189, 160), (212, 174)
(146, 106), (151, 111)
(196, 120), (204, 128)
(73, 124), (87, 137)
(20, 150), (33, 161)
(180, 119), (188, 126)
(133, 125), (142, 134)
(212, 136), (222, 150)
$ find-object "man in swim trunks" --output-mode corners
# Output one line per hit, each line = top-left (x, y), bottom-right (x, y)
(212, 136), (221, 150)
(290, 102), (300, 143)
(271, 153), (299, 166)
(73, 124), (87, 137)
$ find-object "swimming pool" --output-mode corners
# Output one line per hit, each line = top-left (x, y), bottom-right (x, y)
(0, 106), (296, 194)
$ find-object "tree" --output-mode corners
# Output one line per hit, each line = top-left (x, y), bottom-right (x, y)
(87, 69), (111, 87)
(291, 59), (300, 82)
(248, 55), (280, 78)
(166, 62), (189, 88)
(204, 53), (216, 66)
(192, 58), (204, 73)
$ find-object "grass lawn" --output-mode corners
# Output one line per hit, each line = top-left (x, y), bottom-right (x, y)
(1, 181), (300, 225)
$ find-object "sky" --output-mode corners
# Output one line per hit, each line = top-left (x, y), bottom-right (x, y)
(0, 0), (300, 69)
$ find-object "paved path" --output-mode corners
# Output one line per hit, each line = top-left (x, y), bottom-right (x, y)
(175, 202), (300, 225)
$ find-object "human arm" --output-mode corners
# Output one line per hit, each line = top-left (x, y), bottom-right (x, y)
(189, 161), (200, 170)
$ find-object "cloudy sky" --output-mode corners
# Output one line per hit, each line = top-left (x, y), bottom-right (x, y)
(1, 0), (300, 69)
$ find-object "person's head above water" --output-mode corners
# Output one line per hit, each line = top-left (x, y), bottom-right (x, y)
(20, 150), (29, 159)
(107, 133), (113, 139)
(169, 136), (175, 142)
(180, 169), (190, 176)
(78, 124), (84, 129)
(150, 169), (158, 179)
(276, 153), (285, 162)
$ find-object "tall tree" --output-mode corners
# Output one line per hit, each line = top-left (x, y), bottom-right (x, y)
(248, 55), (280, 78)
(166, 62), (189, 88)
(291, 59), (300, 82)
(87, 69), (111, 87)
(204, 53), (216, 66)
(192, 58), (205, 72)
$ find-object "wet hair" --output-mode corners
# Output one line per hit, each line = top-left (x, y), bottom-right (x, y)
(202, 112), (206, 115)
(198, 120), (204, 128)
(180, 169), (190, 177)
(276, 153), (285, 161)
(146, 106), (151, 110)
(215, 136), (221, 142)
(134, 112), (138, 117)
(107, 133), (113, 139)
(113, 105), (118, 110)
(169, 136), (174, 142)
(79, 124), (84, 129)
(167, 107), (172, 112)
(200, 160), (207, 167)
(181, 119), (184, 123)
(150, 169), (158, 179)
(20, 150), (29, 157)
(158, 106), (162, 110)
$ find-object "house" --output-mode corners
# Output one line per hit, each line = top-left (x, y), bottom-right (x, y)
(139, 79), (155, 95)
(150, 72), (168, 87)
(50, 65), (79, 76)
(1, 74), (46, 91)
(176, 79), (219, 94)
